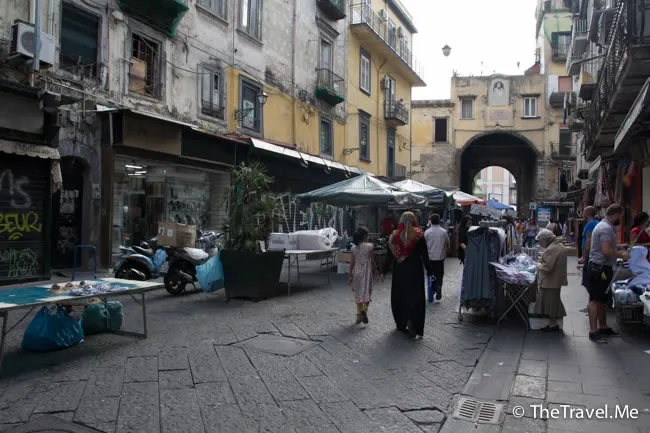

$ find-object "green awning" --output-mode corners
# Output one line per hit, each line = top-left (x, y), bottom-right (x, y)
(117, 0), (189, 37)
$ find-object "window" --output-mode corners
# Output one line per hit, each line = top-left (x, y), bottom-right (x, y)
(240, 0), (262, 40)
(388, 19), (397, 50)
(523, 97), (538, 118)
(60, 2), (100, 78)
(384, 75), (396, 102)
(400, 34), (409, 59)
(201, 65), (223, 118)
(387, 128), (396, 177)
(360, 50), (371, 95)
(434, 118), (448, 143)
(359, 112), (370, 161)
(320, 39), (332, 70)
(199, 0), (226, 18)
(559, 128), (572, 155)
(320, 117), (333, 156)
(130, 34), (160, 98)
(460, 98), (473, 119)
(240, 78), (262, 132)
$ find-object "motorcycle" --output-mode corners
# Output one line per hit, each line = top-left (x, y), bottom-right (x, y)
(114, 237), (168, 281)
(164, 231), (224, 295)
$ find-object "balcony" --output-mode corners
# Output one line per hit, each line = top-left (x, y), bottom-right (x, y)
(349, 4), (425, 87)
(315, 68), (345, 106)
(577, 57), (601, 100)
(588, 0), (618, 44)
(317, 0), (346, 21)
(552, 42), (570, 61)
(549, 92), (576, 108)
(384, 100), (409, 127)
(572, 18), (589, 56)
(116, 0), (188, 37)
(569, 112), (585, 131)
(551, 142), (577, 159)
(584, 0), (650, 159)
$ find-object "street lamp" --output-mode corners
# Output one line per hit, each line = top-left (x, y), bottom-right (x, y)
(442, 44), (451, 57)
(234, 91), (268, 120)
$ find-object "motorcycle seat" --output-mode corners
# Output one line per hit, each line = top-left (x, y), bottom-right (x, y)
(183, 248), (209, 262)
(133, 246), (155, 257)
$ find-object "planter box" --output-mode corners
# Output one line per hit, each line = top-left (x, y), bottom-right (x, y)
(221, 250), (285, 301)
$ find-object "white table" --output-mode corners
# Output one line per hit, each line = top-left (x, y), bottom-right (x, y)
(0, 278), (163, 372)
(282, 249), (339, 295)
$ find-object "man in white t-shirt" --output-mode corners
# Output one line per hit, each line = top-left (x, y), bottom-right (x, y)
(424, 214), (449, 302)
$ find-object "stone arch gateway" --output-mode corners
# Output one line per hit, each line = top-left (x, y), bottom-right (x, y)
(459, 131), (540, 214)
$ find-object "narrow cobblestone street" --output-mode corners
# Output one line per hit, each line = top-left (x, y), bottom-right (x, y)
(0, 260), (495, 432)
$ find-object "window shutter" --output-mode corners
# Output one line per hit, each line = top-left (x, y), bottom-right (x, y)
(201, 68), (211, 105)
(212, 74), (220, 108)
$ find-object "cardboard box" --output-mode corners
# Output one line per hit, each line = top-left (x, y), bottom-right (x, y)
(158, 222), (197, 248)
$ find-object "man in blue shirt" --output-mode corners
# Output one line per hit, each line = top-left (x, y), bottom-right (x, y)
(578, 206), (598, 313)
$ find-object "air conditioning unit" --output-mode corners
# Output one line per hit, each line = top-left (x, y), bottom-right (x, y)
(10, 21), (56, 67)
(379, 9), (388, 21)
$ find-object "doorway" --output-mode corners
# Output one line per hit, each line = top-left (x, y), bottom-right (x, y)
(51, 157), (85, 269)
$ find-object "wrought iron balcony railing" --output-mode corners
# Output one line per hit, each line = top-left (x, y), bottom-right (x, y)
(552, 142), (577, 158)
(384, 100), (409, 126)
(552, 42), (570, 60)
(349, 4), (424, 81)
(316, 0), (346, 21)
(315, 68), (345, 105)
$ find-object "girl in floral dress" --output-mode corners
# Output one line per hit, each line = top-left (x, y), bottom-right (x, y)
(349, 227), (379, 324)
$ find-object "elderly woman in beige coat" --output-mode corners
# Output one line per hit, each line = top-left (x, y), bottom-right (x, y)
(535, 229), (571, 332)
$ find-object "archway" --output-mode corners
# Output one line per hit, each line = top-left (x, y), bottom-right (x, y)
(472, 166), (518, 207)
(459, 132), (539, 214)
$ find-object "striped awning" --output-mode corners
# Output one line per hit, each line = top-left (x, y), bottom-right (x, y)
(540, 201), (574, 207)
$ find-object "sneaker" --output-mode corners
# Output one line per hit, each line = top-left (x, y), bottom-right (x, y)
(589, 331), (607, 343)
(598, 327), (619, 336)
(436, 293), (442, 301)
(361, 311), (369, 324)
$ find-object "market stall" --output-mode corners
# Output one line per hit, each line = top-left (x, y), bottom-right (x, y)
(612, 246), (650, 328)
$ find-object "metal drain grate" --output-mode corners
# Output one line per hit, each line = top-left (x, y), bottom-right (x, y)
(452, 396), (503, 425)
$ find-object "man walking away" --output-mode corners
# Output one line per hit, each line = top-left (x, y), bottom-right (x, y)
(425, 214), (449, 303)
(587, 204), (628, 343)
(578, 206), (598, 313)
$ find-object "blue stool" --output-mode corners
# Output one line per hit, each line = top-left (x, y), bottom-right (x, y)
(72, 245), (97, 281)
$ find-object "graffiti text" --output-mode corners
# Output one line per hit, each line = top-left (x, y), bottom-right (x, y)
(0, 169), (32, 209)
(0, 211), (43, 241)
(0, 248), (39, 278)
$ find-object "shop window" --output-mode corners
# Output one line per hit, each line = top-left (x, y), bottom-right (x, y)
(359, 111), (370, 161)
(240, 78), (262, 132)
(240, 0), (262, 40)
(360, 49), (371, 95)
(201, 65), (224, 118)
(460, 98), (473, 119)
(60, 2), (100, 78)
(320, 116), (333, 157)
(130, 34), (161, 98)
(198, 0), (226, 19)
(434, 118), (448, 143)
(523, 97), (538, 118)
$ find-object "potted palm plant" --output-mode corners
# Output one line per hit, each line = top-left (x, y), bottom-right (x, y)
(220, 162), (285, 301)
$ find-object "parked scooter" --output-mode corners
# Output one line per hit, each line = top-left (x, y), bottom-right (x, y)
(114, 237), (168, 281)
(164, 231), (224, 295)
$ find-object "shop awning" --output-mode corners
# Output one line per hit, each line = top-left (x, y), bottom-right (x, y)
(391, 179), (448, 205)
(250, 138), (368, 175)
(0, 140), (63, 190)
(615, 78), (650, 154)
(295, 174), (426, 206)
(451, 190), (484, 206)
(486, 199), (513, 210)
(128, 109), (197, 128)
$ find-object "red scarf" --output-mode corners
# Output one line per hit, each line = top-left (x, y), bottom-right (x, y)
(390, 224), (423, 262)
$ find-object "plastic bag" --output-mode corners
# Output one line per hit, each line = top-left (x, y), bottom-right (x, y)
(22, 306), (84, 352)
(196, 253), (224, 293)
(81, 302), (124, 335)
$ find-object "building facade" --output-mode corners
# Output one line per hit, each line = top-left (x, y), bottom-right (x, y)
(0, 0), (422, 280)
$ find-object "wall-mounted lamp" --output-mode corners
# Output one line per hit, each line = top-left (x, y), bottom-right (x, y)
(233, 91), (268, 120)
(342, 147), (360, 156)
(442, 44), (452, 57)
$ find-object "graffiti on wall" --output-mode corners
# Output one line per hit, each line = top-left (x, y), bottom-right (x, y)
(0, 248), (39, 278)
(57, 226), (78, 255)
(273, 194), (351, 237)
(0, 169), (32, 208)
(0, 211), (42, 241)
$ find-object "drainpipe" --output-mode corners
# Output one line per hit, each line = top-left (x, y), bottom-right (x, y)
(291, 0), (297, 147)
(30, 0), (42, 86)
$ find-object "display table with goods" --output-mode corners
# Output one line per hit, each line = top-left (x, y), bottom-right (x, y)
(0, 278), (163, 371)
(611, 247), (650, 328)
(490, 254), (538, 329)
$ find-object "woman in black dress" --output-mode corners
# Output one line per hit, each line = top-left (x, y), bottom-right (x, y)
(384, 212), (433, 339)
(458, 215), (472, 265)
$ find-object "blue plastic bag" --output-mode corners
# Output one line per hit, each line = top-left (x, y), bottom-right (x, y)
(22, 306), (84, 352)
(195, 252), (225, 293)
(427, 275), (437, 303)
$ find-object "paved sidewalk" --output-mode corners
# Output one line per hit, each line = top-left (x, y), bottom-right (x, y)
(0, 259), (495, 433)
(442, 257), (650, 433)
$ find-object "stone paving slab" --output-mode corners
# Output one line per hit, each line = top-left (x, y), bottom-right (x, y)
(0, 260), (492, 432)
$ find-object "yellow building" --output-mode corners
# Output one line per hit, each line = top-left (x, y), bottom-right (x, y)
(342, 0), (426, 177)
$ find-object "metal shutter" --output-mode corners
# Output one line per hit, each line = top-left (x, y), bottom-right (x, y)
(0, 154), (50, 282)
